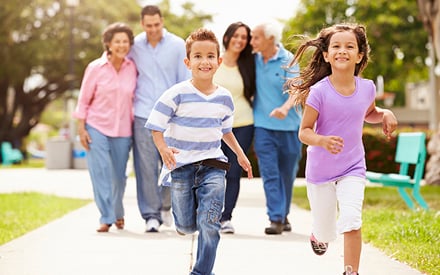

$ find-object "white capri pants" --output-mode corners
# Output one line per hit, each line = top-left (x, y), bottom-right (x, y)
(307, 176), (366, 243)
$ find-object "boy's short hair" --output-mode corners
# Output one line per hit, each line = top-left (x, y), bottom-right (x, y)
(185, 28), (220, 58)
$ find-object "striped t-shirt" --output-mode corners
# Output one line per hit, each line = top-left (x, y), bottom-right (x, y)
(145, 79), (234, 186)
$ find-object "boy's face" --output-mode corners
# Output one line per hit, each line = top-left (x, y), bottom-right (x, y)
(184, 40), (222, 81)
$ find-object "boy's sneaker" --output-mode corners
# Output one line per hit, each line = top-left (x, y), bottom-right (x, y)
(309, 234), (328, 255)
(220, 220), (235, 234)
(145, 218), (160, 233)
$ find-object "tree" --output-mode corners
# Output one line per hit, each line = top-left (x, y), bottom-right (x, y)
(283, 0), (429, 106)
(0, 0), (212, 155)
(418, 0), (440, 185)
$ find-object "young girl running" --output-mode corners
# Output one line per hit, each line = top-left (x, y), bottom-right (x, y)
(285, 23), (398, 275)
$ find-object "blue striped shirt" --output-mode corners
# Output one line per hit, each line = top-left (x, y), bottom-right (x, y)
(146, 80), (234, 185)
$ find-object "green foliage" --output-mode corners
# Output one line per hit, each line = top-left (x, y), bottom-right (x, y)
(0, 0), (212, 150)
(283, 0), (429, 106)
(0, 192), (90, 245)
(158, 0), (213, 39)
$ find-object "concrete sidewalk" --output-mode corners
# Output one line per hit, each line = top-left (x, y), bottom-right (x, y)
(0, 168), (424, 275)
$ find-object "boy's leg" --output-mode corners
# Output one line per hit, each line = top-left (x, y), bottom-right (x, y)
(336, 176), (366, 273)
(170, 166), (197, 234)
(192, 166), (226, 275)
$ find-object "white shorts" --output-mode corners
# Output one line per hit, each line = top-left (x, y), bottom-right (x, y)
(306, 176), (366, 243)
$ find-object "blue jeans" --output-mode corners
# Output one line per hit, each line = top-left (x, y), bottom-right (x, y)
(171, 163), (226, 275)
(254, 127), (301, 223)
(220, 124), (254, 222)
(86, 124), (131, 225)
(133, 116), (171, 223)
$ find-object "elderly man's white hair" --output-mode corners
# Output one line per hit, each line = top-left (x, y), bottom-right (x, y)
(259, 20), (283, 45)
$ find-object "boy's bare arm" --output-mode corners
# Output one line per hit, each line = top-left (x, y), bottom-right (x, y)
(151, 130), (179, 169)
(222, 132), (253, 179)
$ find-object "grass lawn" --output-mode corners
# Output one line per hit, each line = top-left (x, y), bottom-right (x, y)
(293, 185), (440, 275)
(0, 192), (91, 245)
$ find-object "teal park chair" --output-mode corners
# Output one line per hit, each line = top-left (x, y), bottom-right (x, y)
(1, 142), (24, 165)
(366, 132), (429, 210)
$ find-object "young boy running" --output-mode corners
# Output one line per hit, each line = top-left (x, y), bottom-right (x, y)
(146, 28), (253, 275)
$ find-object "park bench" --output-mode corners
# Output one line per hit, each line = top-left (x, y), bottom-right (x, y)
(366, 132), (429, 210)
(1, 142), (24, 165)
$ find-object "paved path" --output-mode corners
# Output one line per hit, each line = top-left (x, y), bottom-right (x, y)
(0, 168), (425, 275)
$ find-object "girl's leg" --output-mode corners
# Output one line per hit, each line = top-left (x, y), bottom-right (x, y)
(344, 229), (362, 273)
(336, 176), (366, 274)
(306, 181), (338, 243)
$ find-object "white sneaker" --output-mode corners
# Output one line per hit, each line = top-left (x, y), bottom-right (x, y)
(145, 218), (160, 233)
(161, 210), (173, 227)
(220, 220), (235, 234)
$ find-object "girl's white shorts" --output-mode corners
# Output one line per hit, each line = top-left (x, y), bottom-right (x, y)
(306, 176), (366, 243)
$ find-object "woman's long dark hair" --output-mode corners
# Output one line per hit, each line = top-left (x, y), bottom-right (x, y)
(222, 22), (256, 106)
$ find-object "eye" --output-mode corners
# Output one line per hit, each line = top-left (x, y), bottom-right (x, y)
(208, 54), (216, 59)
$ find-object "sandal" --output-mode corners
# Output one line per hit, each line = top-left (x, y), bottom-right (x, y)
(97, 224), (111, 233)
(115, 218), (124, 230)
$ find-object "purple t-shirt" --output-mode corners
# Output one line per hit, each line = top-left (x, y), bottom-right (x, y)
(305, 76), (376, 184)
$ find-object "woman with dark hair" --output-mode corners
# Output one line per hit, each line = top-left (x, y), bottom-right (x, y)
(73, 22), (137, 232)
(214, 21), (256, 234)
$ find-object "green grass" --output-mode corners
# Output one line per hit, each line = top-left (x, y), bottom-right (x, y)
(0, 158), (45, 169)
(0, 192), (91, 245)
(293, 185), (440, 275)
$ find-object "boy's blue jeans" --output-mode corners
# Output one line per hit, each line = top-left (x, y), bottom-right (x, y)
(171, 163), (226, 275)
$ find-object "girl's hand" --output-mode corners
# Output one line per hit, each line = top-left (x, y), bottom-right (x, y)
(321, 135), (344, 154)
(382, 110), (398, 139)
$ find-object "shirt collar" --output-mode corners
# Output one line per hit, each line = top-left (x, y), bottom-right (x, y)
(96, 52), (130, 67)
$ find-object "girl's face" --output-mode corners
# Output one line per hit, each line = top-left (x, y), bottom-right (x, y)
(323, 31), (363, 73)
(184, 40), (222, 81)
(227, 26), (248, 54)
(107, 32), (131, 60)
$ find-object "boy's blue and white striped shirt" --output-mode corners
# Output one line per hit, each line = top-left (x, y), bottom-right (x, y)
(145, 80), (234, 186)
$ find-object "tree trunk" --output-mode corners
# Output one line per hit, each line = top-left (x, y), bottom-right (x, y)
(418, 0), (440, 185)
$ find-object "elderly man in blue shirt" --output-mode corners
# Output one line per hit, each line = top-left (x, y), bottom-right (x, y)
(250, 21), (302, 235)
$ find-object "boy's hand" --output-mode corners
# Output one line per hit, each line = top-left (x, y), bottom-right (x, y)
(237, 155), (253, 179)
(159, 147), (179, 169)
